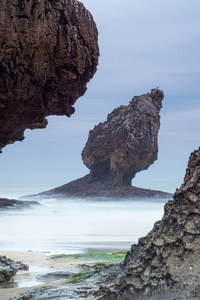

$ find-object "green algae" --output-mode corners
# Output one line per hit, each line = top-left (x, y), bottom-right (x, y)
(49, 251), (127, 264)
(66, 272), (91, 283)
(0, 269), (8, 282)
(49, 251), (127, 284)
(65, 263), (106, 284)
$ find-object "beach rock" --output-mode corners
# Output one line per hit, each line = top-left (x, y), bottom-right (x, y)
(98, 147), (200, 299)
(0, 256), (29, 283)
(0, 0), (99, 152)
(0, 197), (39, 210)
(12, 284), (102, 300)
(11, 264), (121, 299)
(37, 267), (83, 281)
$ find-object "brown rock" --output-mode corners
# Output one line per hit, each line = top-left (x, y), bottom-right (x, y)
(0, 0), (99, 151)
(27, 173), (171, 199)
(82, 88), (164, 186)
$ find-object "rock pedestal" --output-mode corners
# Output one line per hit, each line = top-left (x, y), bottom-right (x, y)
(82, 88), (164, 187)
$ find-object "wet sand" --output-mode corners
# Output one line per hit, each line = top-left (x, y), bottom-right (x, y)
(0, 250), (87, 300)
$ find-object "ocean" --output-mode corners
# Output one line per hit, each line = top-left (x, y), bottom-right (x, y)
(0, 181), (179, 254)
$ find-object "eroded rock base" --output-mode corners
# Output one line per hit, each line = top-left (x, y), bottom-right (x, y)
(21, 174), (172, 199)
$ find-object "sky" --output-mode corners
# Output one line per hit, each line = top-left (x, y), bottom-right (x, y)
(0, 0), (200, 194)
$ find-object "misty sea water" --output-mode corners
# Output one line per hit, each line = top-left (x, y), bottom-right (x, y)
(0, 181), (179, 254)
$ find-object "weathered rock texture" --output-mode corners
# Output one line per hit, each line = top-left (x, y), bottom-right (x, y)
(82, 88), (164, 186)
(0, 256), (28, 283)
(98, 147), (200, 299)
(0, 0), (99, 151)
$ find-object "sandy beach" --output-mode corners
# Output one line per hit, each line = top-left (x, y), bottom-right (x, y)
(0, 250), (87, 300)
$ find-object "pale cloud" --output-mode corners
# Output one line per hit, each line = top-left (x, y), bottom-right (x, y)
(160, 106), (200, 144)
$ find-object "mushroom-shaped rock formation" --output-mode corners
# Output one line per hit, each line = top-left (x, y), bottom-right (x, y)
(82, 88), (164, 186)
(0, 0), (99, 152)
(98, 147), (200, 299)
(23, 89), (171, 199)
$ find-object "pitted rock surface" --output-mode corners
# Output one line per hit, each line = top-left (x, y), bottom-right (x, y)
(0, 0), (99, 151)
(82, 88), (164, 186)
(98, 147), (200, 299)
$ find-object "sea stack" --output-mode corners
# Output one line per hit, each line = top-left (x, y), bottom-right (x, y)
(29, 88), (171, 199)
(82, 88), (164, 187)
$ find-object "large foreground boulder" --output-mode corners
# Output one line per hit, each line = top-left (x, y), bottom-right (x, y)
(98, 147), (200, 299)
(0, 0), (99, 151)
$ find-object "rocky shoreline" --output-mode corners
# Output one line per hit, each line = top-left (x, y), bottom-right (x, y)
(21, 175), (172, 200)
(9, 147), (200, 300)
(0, 198), (40, 210)
(0, 250), (125, 300)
